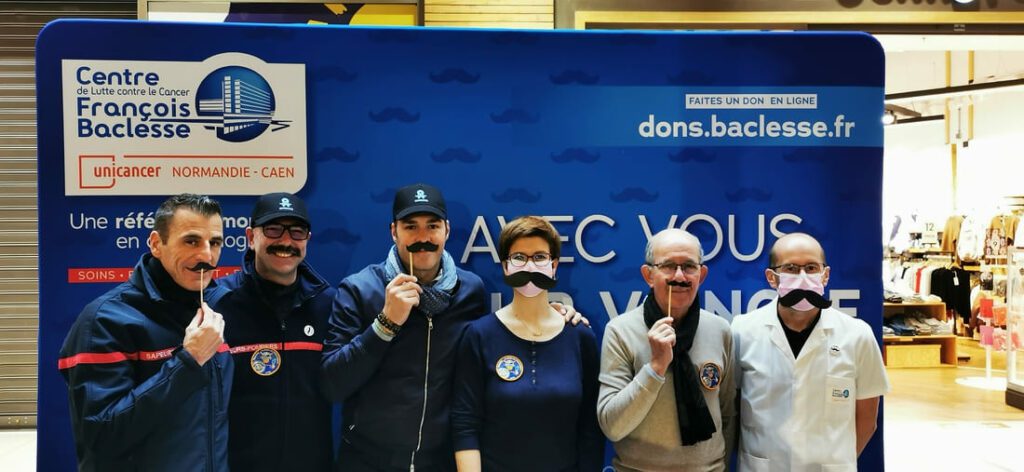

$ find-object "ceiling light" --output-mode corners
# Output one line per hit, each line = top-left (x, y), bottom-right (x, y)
(882, 110), (896, 125)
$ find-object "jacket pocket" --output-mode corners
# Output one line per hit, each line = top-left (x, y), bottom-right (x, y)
(825, 375), (856, 420)
(740, 451), (770, 472)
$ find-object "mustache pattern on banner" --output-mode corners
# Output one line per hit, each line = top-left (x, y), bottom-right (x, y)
(490, 108), (539, 124)
(492, 187), (542, 203)
(725, 187), (773, 203)
(667, 69), (713, 85)
(668, 148), (715, 163)
(610, 187), (659, 203)
(667, 280), (692, 288)
(429, 68), (480, 84)
(315, 147), (360, 163)
(267, 245), (301, 257)
(407, 241), (439, 253)
(189, 262), (217, 272)
(504, 271), (557, 290)
(313, 66), (358, 83)
(778, 289), (832, 309)
(549, 69), (600, 85)
(551, 148), (600, 163)
(368, 107), (421, 123)
(431, 147), (482, 163)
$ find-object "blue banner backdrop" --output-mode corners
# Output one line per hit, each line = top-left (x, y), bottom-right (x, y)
(36, 20), (885, 471)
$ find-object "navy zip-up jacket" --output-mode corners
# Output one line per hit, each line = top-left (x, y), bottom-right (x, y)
(217, 250), (336, 471)
(321, 262), (487, 469)
(58, 254), (233, 472)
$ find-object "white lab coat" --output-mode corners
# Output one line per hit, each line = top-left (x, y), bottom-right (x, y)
(731, 299), (889, 472)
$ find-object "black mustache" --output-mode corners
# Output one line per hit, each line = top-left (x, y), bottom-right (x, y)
(267, 245), (301, 257)
(667, 280), (692, 287)
(504, 271), (557, 290)
(407, 241), (439, 253)
(189, 262), (217, 271)
(778, 289), (832, 309)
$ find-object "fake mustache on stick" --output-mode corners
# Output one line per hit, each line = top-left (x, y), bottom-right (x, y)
(778, 289), (833, 309)
(189, 262), (217, 306)
(407, 241), (439, 253)
(504, 271), (558, 290)
(189, 262), (217, 272)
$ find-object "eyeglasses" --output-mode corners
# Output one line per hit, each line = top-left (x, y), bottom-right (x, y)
(769, 263), (825, 275)
(260, 223), (310, 241)
(648, 261), (702, 276)
(508, 252), (553, 267)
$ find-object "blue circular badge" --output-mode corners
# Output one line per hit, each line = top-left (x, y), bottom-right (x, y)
(250, 348), (281, 376)
(495, 355), (523, 382)
(700, 362), (721, 390)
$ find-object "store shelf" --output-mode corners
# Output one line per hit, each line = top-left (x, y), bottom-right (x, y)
(883, 302), (957, 367)
(884, 334), (956, 341)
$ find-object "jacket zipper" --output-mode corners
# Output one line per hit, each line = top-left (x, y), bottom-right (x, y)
(409, 315), (433, 471)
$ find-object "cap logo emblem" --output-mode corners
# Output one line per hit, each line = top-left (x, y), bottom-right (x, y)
(279, 197), (293, 211)
(414, 189), (429, 203)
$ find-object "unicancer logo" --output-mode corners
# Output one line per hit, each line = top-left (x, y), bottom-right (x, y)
(195, 66), (291, 142)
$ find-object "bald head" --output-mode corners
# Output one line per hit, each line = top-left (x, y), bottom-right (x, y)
(768, 232), (826, 267)
(645, 228), (704, 264)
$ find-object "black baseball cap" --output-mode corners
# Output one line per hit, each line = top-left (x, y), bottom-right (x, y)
(393, 183), (447, 221)
(251, 192), (311, 228)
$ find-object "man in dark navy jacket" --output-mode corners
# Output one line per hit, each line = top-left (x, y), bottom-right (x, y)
(322, 183), (487, 471)
(322, 183), (582, 472)
(59, 194), (232, 472)
(217, 192), (336, 471)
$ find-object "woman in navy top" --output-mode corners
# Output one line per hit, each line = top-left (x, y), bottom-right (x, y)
(452, 216), (603, 471)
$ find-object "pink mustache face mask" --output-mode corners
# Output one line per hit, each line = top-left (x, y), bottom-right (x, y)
(775, 271), (830, 311)
(504, 261), (556, 298)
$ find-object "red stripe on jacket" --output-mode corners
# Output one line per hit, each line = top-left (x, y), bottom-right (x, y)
(228, 342), (322, 355)
(58, 343), (231, 370)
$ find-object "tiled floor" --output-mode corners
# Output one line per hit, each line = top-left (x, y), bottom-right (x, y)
(0, 430), (34, 471)
(4, 366), (1023, 471)
(884, 366), (1024, 471)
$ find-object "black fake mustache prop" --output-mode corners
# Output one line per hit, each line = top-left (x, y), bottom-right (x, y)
(778, 289), (832, 309)
(667, 280), (692, 288)
(407, 241), (439, 253)
(267, 244), (301, 257)
(188, 262), (217, 272)
(504, 270), (557, 290)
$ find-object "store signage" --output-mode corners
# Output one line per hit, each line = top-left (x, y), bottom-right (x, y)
(62, 53), (306, 195)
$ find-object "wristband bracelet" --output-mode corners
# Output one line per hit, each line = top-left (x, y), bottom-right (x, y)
(371, 318), (396, 341)
(376, 311), (402, 334)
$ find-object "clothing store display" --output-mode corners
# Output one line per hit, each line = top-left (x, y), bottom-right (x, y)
(941, 215), (964, 253)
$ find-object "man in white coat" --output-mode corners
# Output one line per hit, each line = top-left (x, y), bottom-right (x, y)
(732, 232), (889, 471)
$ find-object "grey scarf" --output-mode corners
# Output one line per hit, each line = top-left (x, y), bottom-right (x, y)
(383, 245), (457, 317)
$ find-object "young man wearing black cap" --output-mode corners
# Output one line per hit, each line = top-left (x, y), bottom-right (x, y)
(216, 192), (336, 471)
(322, 183), (487, 471)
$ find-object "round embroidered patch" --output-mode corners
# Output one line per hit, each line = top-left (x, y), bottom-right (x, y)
(250, 347), (281, 376)
(495, 355), (524, 382)
(699, 362), (721, 390)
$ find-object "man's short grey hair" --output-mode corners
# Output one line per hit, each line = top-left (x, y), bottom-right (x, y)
(644, 229), (705, 264)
